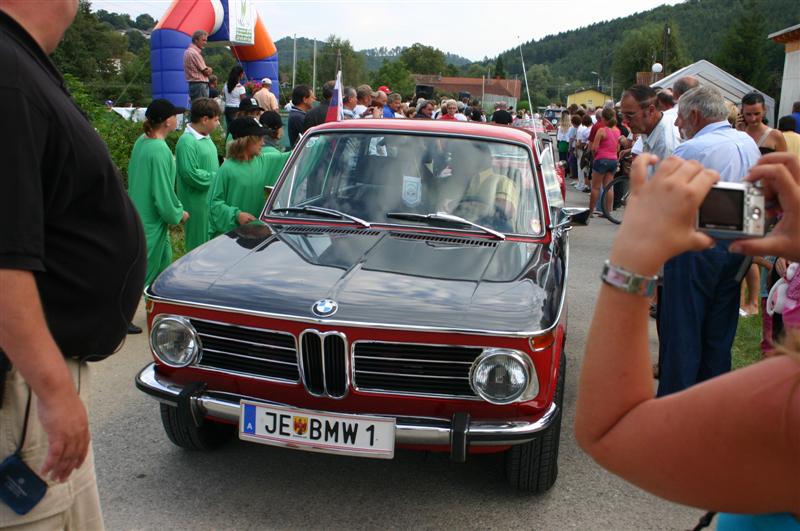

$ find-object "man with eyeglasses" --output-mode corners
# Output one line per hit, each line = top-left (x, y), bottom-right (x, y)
(620, 85), (681, 167)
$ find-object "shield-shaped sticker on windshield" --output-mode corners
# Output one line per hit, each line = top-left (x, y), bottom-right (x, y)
(402, 175), (422, 207)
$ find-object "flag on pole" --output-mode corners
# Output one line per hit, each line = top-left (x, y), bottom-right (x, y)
(325, 70), (343, 123)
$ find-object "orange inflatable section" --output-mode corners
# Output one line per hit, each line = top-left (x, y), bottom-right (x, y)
(232, 17), (277, 61)
(155, 0), (215, 34)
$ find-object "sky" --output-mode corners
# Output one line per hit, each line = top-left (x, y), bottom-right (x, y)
(93, 0), (685, 61)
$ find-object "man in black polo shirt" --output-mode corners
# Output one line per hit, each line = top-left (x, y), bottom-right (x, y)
(0, 1), (145, 527)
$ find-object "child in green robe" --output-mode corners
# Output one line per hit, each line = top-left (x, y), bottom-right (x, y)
(128, 99), (188, 287)
(209, 117), (291, 238)
(176, 98), (221, 251)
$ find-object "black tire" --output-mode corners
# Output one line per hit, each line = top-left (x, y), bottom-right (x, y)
(159, 403), (235, 451)
(600, 176), (630, 225)
(505, 352), (565, 494)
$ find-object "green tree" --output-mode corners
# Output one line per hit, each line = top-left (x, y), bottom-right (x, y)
(525, 63), (554, 105)
(133, 13), (156, 31)
(126, 30), (148, 54)
(371, 60), (414, 98)
(715, 0), (768, 90)
(611, 22), (689, 87)
(317, 35), (367, 87)
(53, 1), (128, 97)
(494, 55), (507, 78)
(399, 43), (447, 75)
(95, 8), (133, 29)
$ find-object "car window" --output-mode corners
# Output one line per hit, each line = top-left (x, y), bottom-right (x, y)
(268, 132), (545, 236)
(538, 144), (564, 208)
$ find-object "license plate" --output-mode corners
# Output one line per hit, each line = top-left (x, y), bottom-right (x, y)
(239, 401), (395, 459)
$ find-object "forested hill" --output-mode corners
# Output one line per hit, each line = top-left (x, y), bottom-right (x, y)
(273, 37), (471, 73)
(500, 0), (798, 97)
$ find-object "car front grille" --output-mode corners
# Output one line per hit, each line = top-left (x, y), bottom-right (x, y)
(353, 342), (482, 398)
(191, 319), (300, 382)
(300, 331), (348, 398)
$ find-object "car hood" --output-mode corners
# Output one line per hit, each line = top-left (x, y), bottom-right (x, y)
(150, 224), (562, 333)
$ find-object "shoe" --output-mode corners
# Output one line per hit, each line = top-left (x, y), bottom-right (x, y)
(127, 322), (142, 334)
(581, 187), (591, 194)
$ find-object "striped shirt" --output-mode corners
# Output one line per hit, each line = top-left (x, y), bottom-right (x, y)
(183, 44), (209, 82)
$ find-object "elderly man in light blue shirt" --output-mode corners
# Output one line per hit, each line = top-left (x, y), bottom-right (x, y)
(657, 85), (760, 397)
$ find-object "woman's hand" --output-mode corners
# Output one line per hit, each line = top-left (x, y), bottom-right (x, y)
(729, 152), (800, 262)
(609, 154), (719, 276)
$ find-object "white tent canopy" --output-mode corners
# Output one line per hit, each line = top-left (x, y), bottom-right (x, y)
(652, 60), (775, 126)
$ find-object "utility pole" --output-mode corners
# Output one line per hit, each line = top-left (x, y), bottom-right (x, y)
(663, 23), (671, 75)
(292, 34), (297, 87)
(312, 39), (317, 95)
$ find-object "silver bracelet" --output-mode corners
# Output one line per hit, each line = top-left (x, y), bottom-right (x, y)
(601, 260), (659, 297)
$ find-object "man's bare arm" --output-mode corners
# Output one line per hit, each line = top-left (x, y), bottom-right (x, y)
(0, 269), (90, 482)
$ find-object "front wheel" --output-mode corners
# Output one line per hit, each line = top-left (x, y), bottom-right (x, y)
(159, 403), (235, 451)
(505, 352), (565, 493)
(601, 176), (630, 225)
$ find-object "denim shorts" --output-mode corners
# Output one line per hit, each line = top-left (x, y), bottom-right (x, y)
(592, 158), (618, 174)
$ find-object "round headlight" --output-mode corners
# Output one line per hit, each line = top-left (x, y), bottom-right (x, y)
(150, 316), (200, 367)
(470, 349), (531, 404)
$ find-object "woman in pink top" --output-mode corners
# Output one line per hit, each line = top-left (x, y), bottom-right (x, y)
(589, 107), (622, 218)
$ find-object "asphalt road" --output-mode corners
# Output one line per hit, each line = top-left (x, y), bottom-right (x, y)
(91, 184), (705, 530)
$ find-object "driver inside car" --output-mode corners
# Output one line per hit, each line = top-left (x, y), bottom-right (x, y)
(446, 142), (519, 229)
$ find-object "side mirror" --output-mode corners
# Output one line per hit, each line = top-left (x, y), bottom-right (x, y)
(550, 207), (590, 231)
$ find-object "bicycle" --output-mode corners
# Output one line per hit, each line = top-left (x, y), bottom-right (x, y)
(599, 174), (630, 224)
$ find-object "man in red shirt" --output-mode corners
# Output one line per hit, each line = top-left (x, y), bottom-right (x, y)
(183, 30), (213, 101)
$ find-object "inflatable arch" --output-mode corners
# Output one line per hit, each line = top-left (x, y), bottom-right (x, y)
(150, 0), (278, 107)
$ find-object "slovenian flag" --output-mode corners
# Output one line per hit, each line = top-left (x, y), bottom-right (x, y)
(325, 70), (343, 123)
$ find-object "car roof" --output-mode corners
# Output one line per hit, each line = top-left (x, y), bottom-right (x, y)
(307, 119), (536, 145)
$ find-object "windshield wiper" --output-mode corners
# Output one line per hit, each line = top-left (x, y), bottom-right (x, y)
(385, 211), (506, 240)
(271, 206), (371, 228)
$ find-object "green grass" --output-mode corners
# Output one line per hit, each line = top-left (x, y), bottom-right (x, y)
(732, 314), (764, 369)
(170, 224), (186, 261)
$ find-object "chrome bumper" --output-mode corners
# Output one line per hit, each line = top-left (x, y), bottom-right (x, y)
(136, 363), (557, 448)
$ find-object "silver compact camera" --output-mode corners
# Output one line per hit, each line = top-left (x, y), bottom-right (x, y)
(697, 181), (765, 239)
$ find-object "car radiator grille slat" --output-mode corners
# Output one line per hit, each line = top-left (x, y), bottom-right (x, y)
(353, 343), (482, 397)
(301, 333), (325, 394)
(191, 319), (299, 382)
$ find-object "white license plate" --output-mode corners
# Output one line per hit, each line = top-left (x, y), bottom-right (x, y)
(239, 401), (395, 459)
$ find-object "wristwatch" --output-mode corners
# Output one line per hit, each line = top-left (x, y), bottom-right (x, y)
(601, 260), (658, 297)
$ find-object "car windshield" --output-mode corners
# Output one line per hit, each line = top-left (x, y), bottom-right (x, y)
(266, 132), (544, 236)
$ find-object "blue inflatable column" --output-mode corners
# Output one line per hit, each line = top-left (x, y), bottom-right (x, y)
(150, 29), (193, 108)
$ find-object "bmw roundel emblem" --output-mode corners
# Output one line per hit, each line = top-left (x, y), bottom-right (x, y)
(312, 299), (338, 317)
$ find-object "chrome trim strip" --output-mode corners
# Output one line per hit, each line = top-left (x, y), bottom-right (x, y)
(353, 355), (474, 366)
(200, 348), (297, 366)
(190, 363), (300, 385)
(196, 332), (296, 352)
(136, 363), (557, 447)
(355, 370), (469, 381)
(188, 316), (298, 346)
(352, 339), (482, 400)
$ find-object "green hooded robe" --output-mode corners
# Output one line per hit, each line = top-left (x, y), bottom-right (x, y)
(208, 150), (291, 238)
(176, 128), (219, 251)
(128, 135), (183, 286)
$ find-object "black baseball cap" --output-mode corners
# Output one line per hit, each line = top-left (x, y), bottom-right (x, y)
(259, 111), (283, 130)
(229, 117), (271, 139)
(239, 97), (263, 112)
(145, 99), (186, 123)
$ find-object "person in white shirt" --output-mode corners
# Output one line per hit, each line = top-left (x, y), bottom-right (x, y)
(575, 114), (592, 191)
(353, 84), (372, 118)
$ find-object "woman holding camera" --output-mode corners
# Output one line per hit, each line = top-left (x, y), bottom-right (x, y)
(575, 152), (800, 528)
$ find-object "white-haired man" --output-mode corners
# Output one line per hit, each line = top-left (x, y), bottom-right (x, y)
(657, 86), (760, 397)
